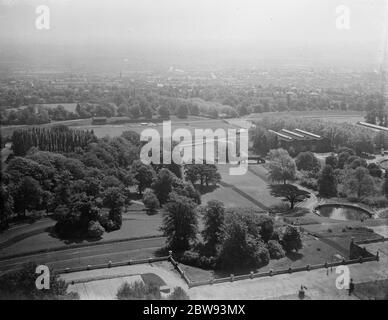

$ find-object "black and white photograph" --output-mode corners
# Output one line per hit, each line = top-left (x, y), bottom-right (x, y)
(0, 0), (388, 305)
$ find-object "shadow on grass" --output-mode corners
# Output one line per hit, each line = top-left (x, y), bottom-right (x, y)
(46, 226), (102, 245)
(197, 184), (219, 195)
(286, 251), (304, 261)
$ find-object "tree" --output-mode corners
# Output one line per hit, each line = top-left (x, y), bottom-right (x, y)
(201, 200), (225, 254)
(158, 105), (170, 118)
(87, 220), (104, 238)
(337, 151), (351, 169)
(142, 106), (153, 119)
(132, 161), (156, 195)
(184, 164), (221, 188)
(296, 151), (320, 172)
(281, 226), (302, 253)
(267, 149), (296, 184)
(0, 262), (78, 300)
(142, 188), (160, 214)
(160, 194), (198, 252)
(103, 187), (125, 229)
(383, 171), (388, 199)
(152, 168), (177, 204)
(116, 281), (161, 300)
(129, 104), (141, 119)
(218, 212), (269, 270)
(367, 163), (383, 178)
(117, 102), (130, 116)
(169, 287), (190, 300)
(267, 240), (285, 259)
(176, 104), (188, 119)
(13, 176), (43, 216)
(0, 185), (13, 229)
(318, 165), (337, 198)
(121, 131), (140, 146)
(269, 184), (310, 209)
(344, 167), (374, 199)
(325, 155), (338, 169)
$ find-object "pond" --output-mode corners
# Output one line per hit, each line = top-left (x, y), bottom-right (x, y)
(380, 160), (388, 170)
(315, 205), (371, 221)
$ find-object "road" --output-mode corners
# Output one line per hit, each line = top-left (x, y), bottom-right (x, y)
(0, 237), (165, 274)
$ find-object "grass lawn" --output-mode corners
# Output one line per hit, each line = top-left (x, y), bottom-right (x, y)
(201, 186), (256, 208)
(0, 210), (163, 258)
(216, 164), (281, 208)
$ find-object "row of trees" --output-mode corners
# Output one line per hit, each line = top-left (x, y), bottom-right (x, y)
(11, 125), (96, 156)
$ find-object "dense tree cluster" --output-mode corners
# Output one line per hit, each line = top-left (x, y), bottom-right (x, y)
(0, 129), (142, 236)
(163, 197), (301, 272)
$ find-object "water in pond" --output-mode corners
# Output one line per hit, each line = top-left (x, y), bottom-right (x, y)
(316, 205), (370, 221)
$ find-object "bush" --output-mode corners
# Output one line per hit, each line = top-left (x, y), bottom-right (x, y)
(142, 189), (159, 214)
(169, 287), (190, 300)
(180, 250), (217, 269)
(267, 240), (285, 259)
(360, 196), (388, 208)
(254, 243), (270, 267)
(281, 226), (303, 253)
(180, 250), (200, 265)
(299, 176), (318, 191)
(87, 221), (104, 238)
(29, 210), (45, 223)
(99, 212), (116, 232)
(116, 281), (161, 300)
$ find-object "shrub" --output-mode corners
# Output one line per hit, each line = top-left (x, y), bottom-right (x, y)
(87, 221), (104, 238)
(360, 196), (388, 208)
(142, 189), (160, 214)
(116, 281), (161, 300)
(281, 225), (302, 253)
(99, 212), (116, 232)
(299, 176), (318, 191)
(180, 250), (217, 269)
(267, 240), (285, 259)
(180, 250), (200, 265)
(254, 243), (270, 267)
(169, 287), (190, 300)
(29, 210), (44, 223)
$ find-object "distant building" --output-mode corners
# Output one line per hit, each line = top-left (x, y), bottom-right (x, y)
(92, 117), (107, 125)
(268, 128), (330, 155)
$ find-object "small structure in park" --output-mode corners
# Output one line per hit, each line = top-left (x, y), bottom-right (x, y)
(92, 117), (107, 125)
(268, 128), (329, 155)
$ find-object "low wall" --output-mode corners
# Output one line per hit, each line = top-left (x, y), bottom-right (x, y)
(186, 255), (379, 288)
(57, 256), (169, 275)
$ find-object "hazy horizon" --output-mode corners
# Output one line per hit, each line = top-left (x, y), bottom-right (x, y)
(1, 0), (387, 72)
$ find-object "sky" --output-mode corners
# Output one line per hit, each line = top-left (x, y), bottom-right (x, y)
(0, 0), (387, 70)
